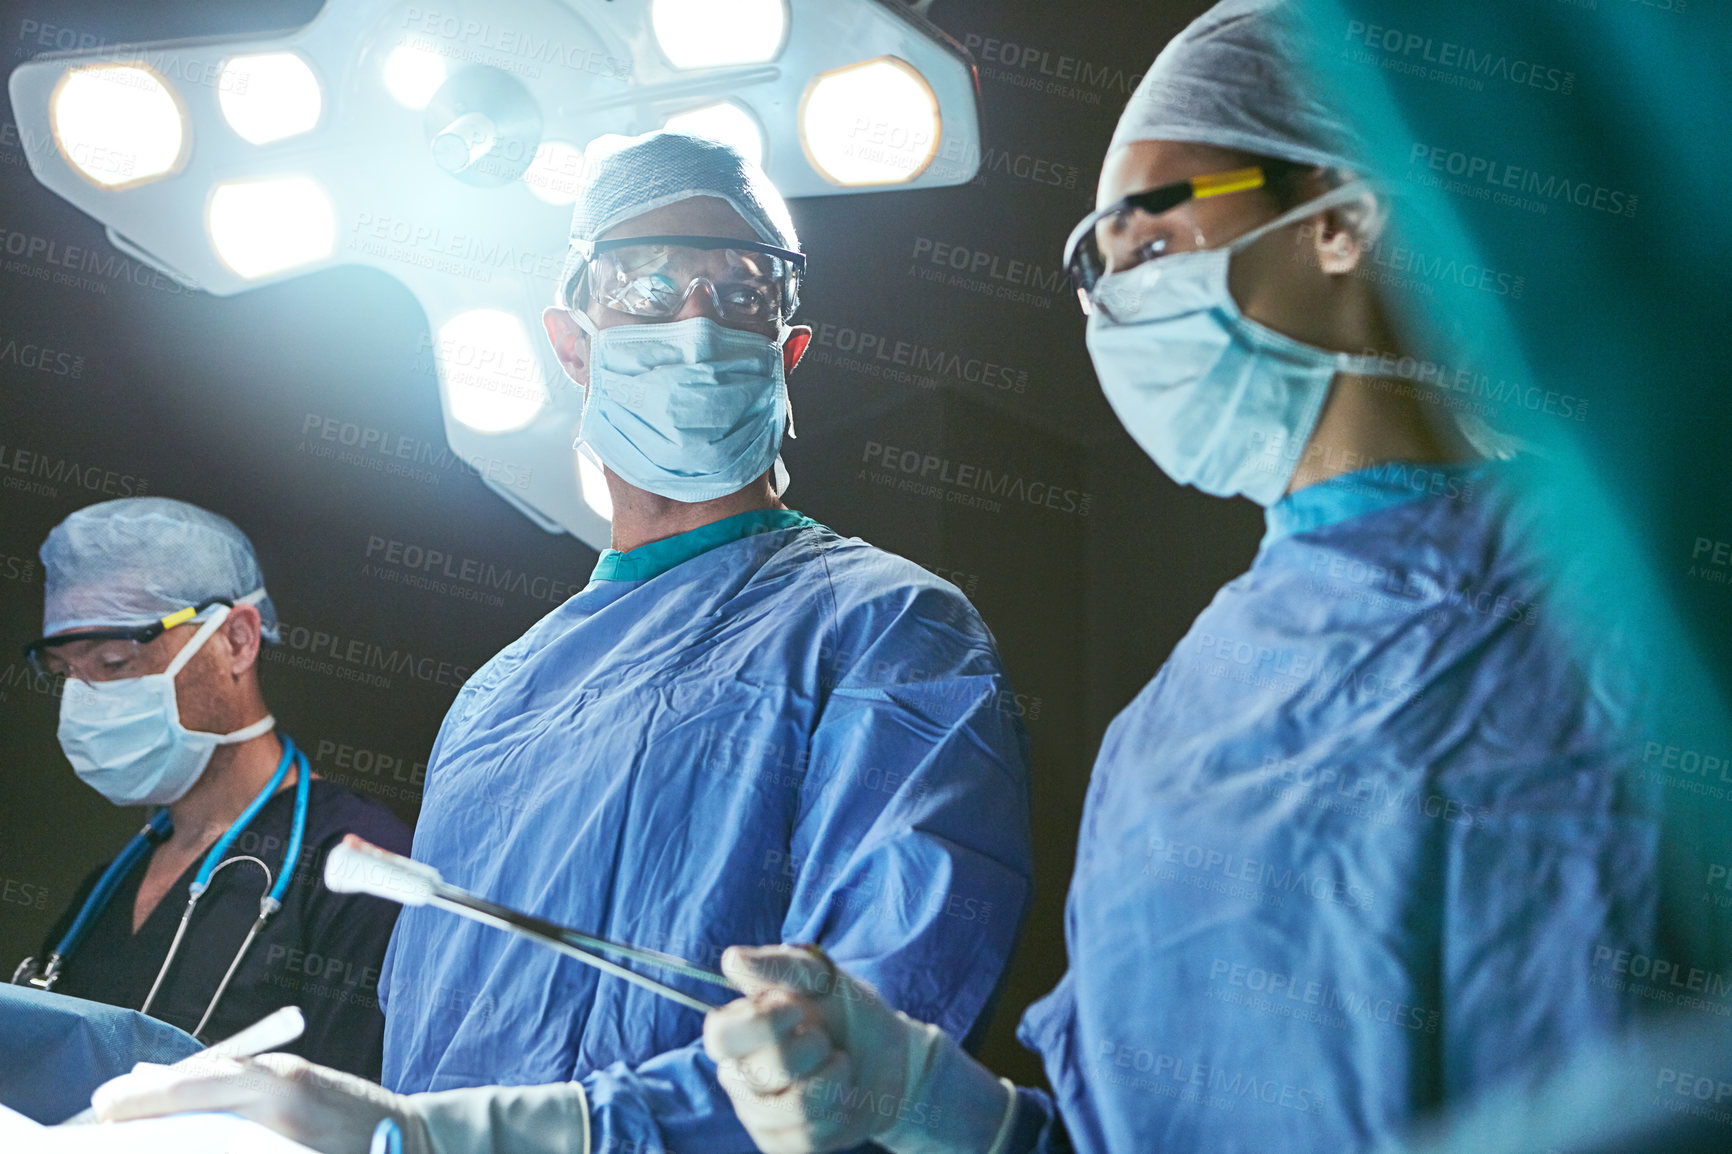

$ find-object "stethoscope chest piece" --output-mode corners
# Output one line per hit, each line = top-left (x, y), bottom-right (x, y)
(14, 736), (312, 1042)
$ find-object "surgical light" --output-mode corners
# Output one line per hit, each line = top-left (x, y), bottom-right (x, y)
(51, 65), (185, 187)
(436, 310), (551, 434)
(799, 57), (940, 186)
(578, 452), (615, 521)
(207, 177), (336, 279)
(10, 0), (984, 553)
(382, 41), (445, 109)
(524, 140), (587, 206)
(650, 0), (788, 69)
(664, 102), (765, 168)
(219, 53), (322, 145)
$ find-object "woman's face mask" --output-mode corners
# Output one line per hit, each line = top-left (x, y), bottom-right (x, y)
(1084, 181), (1385, 506)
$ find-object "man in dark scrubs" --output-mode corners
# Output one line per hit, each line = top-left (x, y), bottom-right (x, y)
(12, 498), (411, 1078)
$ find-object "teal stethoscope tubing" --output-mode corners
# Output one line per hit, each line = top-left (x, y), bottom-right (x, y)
(49, 810), (173, 965)
(109, 735), (310, 1036)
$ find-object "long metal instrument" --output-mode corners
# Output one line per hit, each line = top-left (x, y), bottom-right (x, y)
(325, 836), (737, 1014)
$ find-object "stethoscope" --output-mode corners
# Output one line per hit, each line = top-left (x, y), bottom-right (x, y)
(20, 736), (310, 1040)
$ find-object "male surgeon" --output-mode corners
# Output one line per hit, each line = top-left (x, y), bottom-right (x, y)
(93, 131), (1034, 1154)
(14, 498), (411, 1077)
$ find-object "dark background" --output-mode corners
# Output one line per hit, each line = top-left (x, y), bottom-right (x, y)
(9, 0), (1729, 1099)
(0, 0), (1235, 1087)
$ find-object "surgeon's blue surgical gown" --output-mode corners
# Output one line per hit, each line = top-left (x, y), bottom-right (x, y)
(381, 509), (1032, 1152)
(1013, 462), (1656, 1154)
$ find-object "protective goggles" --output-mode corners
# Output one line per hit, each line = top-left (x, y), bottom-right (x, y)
(570, 235), (805, 325)
(24, 597), (232, 679)
(1062, 165), (1271, 313)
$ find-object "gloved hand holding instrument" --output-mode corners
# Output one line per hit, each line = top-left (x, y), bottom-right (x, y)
(88, 836), (742, 1153)
(702, 944), (1020, 1154)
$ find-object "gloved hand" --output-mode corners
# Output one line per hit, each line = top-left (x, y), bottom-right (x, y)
(90, 1051), (430, 1154)
(92, 1052), (590, 1154)
(703, 945), (1018, 1154)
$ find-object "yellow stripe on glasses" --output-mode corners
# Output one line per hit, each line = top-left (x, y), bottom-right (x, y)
(1190, 166), (1266, 198)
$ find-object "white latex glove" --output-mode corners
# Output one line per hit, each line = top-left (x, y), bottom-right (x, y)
(91, 1052), (428, 1154)
(90, 1053), (590, 1154)
(703, 944), (1018, 1154)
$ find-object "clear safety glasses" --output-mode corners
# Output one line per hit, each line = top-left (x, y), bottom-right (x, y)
(1063, 165), (1272, 314)
(574, 235), (805, 325)
(23, 597), (231, 681)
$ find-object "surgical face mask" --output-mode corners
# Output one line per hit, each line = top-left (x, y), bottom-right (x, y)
(1085, 181), (1385, 506)
(58, 606), (276, 806)
(571, 311), (792, 503)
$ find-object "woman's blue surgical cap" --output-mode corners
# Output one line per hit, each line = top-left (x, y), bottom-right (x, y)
(1110, 0), (1366, 171)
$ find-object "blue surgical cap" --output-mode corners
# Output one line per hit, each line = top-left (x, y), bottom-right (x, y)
(556, 130), (802, 309)
(40, 497), (280, 642)
(1110, 0), (1366, 172)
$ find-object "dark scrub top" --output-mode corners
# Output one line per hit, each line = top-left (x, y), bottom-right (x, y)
(38, 778), (412, 1079)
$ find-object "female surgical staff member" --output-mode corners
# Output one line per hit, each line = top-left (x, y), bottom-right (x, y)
(85, 1), (1660, 1150)
(700, 2), (1660, 1153)
(13, 498), (411, 1078)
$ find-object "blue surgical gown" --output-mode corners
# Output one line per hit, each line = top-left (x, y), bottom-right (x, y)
(1016, 462), (1656, 1154)
(380, 509), (1032, 1153)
